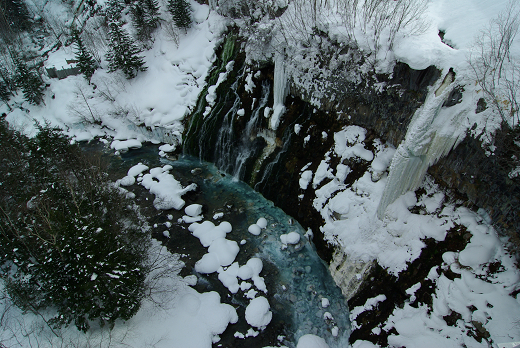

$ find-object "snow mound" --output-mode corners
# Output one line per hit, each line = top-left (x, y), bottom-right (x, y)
(141, 165), (197, 210)
(245, 296), (272, 329)
(111, 139), (143, 152)
(280, 232), (301, 245)
(185, 204), (203, 217)
(296, 334), (329, 348)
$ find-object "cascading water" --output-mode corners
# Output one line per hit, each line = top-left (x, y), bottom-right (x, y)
(377, 70), (468, 218)
(212, 66), (244, 174)
(184, 54), (274, 183)
(270, 52), (289, 130)
(233, 81), (271, 179)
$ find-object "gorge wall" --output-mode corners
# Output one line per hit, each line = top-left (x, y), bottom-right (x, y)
(181, 35), (520, 326)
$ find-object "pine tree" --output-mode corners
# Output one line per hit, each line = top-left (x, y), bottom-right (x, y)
(131, 1), (150, 42)
(0, 118), (150, 332)
(105, 20), (147, 79)
(71, 27), (98, 83)
(14, 56), (45, 105)
(0, 82), (11, 110)
(143, 0), (160, 29)
(105, 0), (124, 22)
(131, 0), (161, 44)
(168, 0), (192, 32)
(0, 0), (32, 33)
(0, 64), (15, 94)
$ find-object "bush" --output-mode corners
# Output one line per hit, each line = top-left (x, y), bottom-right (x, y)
(469, 0), (520, 127)
(0, 116), (150, 332)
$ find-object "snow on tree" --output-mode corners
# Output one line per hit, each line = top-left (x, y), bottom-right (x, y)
(105, 19), (147, 79)
(0, 117), (151, 332)
(168, 0), (192, 32)
(131, 0), (161, 44)
(14, 55), (45, 105)
(105, 0), (124, 23)
(71, 27), (98, 83)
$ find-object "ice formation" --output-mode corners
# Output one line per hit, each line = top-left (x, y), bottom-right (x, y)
(377, 71), (467, 218)
(270, 52), (289, 130)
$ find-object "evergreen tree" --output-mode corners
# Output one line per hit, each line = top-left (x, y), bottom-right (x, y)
(71, 27), (98, 83)
(0, 0), (32, 33)
(0, 63), (15, 94)
(105, 0), (124, 22)
(0, 82), (11, 110)
(131, 0), (161, 43)
(131, 1), (150, 42)
(14, 56), (45, 105)
(143, 0), (160, 29)
(106, 20), (147, 78)
(168, 0), (192, 32)
(0, 117), (150, 332)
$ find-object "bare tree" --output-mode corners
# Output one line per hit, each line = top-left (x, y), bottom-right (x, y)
(336, 0), (429, 65)
(469, 0), (520, 127)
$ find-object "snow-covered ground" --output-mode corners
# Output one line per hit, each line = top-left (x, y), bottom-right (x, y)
(300, 124), (520, 347)
(1, 0), (520, 347)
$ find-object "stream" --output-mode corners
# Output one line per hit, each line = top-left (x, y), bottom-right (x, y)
(104, 144), (351, 348)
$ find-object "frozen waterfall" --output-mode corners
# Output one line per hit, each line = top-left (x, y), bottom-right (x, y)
(270, 52), (289, 130)
(377, 70), (467, 218)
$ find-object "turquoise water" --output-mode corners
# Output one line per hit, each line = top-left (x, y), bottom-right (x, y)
(115, 148), (350, 347)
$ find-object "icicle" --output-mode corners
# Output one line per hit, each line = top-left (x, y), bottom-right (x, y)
(377, 70), (465, 219)
(270, 52), (289, 130)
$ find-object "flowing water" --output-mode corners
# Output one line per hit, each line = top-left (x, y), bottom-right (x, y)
(110, 146), (350, 348)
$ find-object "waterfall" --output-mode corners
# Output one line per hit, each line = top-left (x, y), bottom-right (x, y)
(213, 71), (243, 174)
(377, 70), (467, 218)
(270, 52), (289, 130)
(233, 81), (271, 179)
(184, 61), (273, 183)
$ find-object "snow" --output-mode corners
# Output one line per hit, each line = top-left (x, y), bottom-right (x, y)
(280, 231), (301, 245)
(189, 218), (268, 295)
(185, 203), (203, 217)
(159, 143), (176, 153)
(321, 298), (330, 308)
(297, 334), (330, 348)
(256, 217), (268, 229)
(189, 221), (231, 247)
(248, 219), (268, 236)
(299, 170), (313, 190)
(245, 296), (272, 329)
(2, 0), (520, 346)
(334, 126), (374, 162)
(248, 223), (262, 235)
(111, 139), (142, 152)
(140, 165), (197, 210)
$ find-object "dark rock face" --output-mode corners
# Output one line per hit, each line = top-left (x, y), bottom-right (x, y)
(429, 127), (520, 251)
(290, 62), (440, 147)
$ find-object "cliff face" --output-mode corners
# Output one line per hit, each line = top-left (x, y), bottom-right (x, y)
(429, 127), (520, 251)
(183, 34), (519, 272)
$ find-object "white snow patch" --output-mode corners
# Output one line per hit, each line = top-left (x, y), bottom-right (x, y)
(245, 297), (272, 329)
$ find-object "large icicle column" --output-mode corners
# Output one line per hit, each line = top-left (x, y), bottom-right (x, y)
(270, 52), (289, 130)
(377, 70), (467, 218)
